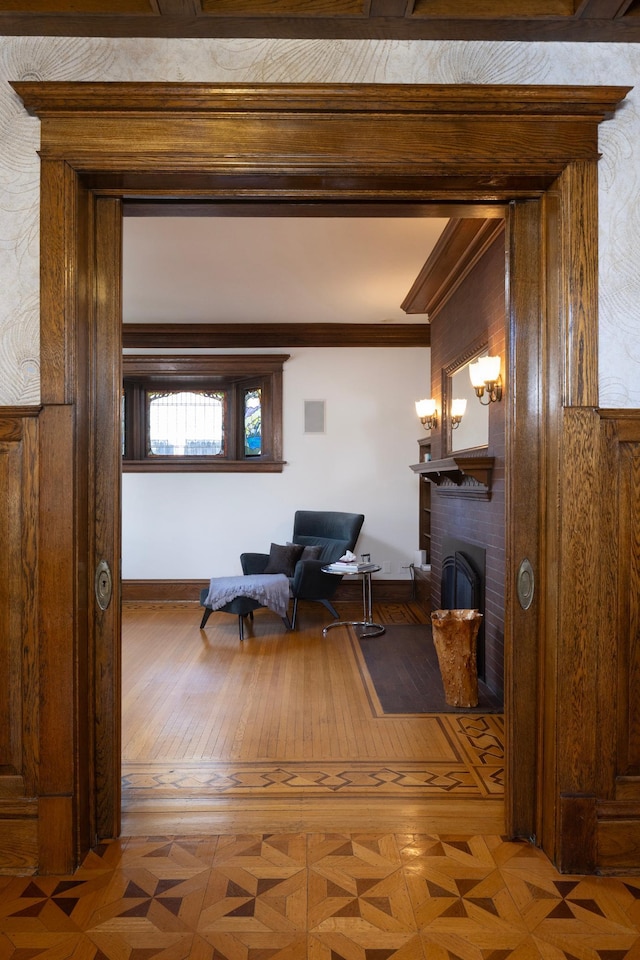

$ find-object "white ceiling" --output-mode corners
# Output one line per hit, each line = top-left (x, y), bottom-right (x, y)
(122, 216), (449, 325)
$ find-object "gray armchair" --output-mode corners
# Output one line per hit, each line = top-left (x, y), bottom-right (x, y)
(241, 509), (365, 628)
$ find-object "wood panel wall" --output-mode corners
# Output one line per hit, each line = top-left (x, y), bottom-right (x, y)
(596, 411), (640, 871)
(0, 409), (39, 874)
(426, 225), (506, 699)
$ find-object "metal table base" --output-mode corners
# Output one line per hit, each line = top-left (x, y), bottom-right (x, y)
(322, 567), (385, 638)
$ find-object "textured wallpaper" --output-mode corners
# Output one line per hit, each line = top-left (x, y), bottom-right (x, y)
(0, 38), (639, 406)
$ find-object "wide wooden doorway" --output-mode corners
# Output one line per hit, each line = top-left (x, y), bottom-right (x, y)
(13, 81), (628, 875)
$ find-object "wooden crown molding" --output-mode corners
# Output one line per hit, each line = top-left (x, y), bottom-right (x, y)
(122, 323), (431, 349)
(14, 82), (629, 120)
(15, 83), (628, 204)
(122, 353), (290, 376)
(402, 219), (506, 319)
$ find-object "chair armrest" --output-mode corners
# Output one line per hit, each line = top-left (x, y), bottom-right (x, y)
(291, 559), (342, 600)
(240, 552), (269, 575)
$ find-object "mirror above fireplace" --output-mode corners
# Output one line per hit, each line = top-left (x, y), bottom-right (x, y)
(444, 342), (489, 455)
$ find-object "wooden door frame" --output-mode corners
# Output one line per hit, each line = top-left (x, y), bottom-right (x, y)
(12, 81), (629, 874)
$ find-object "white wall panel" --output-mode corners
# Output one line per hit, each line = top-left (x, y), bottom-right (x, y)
(121, 347), (429, 579)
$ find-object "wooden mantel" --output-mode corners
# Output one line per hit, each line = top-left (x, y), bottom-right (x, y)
(410, 455), (494, 499)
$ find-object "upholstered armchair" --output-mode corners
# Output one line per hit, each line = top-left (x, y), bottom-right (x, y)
(241, 509), (365, 628)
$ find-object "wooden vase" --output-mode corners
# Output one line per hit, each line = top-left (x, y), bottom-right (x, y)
(430, 608), (483, 708)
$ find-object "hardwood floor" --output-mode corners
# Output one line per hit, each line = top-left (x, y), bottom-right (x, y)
(3, 833), (640, 958)
(121, 600), (505, 836)
(6, 605), (637, 955)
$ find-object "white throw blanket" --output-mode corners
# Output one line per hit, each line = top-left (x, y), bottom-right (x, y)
(204, 574), (290, 618)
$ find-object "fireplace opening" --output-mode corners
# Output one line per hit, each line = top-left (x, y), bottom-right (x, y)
(441, 537), (486, 680)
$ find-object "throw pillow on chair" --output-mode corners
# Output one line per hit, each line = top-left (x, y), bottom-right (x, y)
(263, 542), (304, 577)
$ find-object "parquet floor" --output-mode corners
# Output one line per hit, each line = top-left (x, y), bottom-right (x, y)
(2, 832), (640, 958)
(122, 713), (504, 800)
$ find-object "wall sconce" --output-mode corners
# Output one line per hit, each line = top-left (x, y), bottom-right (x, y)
(415, 398), (437, 431)
(469, 355), (503, 405)
(450, 397), (467, 429)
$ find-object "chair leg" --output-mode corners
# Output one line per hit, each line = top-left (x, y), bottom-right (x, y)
(200, 607), (213, 629)
(291, 597), (299, 629)
(319, 598), (339, 620)
(238, 615), (244, 641)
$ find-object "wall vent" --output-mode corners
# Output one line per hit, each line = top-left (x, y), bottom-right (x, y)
(304, 400), (325, 434)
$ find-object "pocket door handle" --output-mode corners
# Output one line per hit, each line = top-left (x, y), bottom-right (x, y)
(517, 558), (535, 611)
(95, 559), (113, 611)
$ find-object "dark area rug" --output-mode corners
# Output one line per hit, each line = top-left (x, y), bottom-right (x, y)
(354, 623), (503, 715)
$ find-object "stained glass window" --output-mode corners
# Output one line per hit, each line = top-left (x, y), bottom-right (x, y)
(244, 388), (262, 457)
(147, 390), (224, 456)
(122, 354), (287, 472)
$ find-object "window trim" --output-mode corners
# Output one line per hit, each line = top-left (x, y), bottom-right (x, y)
(122, 354), (288, 472)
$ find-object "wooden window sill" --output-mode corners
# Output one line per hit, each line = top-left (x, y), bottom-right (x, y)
(122, 459), (286, 473)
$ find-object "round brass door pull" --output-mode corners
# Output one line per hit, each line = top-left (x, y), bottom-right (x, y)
(517, 558), (534, 611)
(95, 559), (113, 611)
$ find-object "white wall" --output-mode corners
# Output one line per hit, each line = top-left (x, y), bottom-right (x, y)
(122, 346), (429, 579)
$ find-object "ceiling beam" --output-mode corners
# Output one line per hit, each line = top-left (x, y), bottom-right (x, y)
(576, 0), (634, 16)
(122, 200), (505, 219)
(155, 0), (201, 14)
(3, 12), (640, 39)
(122, 322), (431, 348)
(368, 0), (413, 15)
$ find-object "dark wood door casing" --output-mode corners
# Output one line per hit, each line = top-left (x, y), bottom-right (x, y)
(92, 198), (124, 843)
(10, 81), (629, 875)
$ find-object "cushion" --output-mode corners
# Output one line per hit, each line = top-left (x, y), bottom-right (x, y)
(263, 542), (304, 577)
(293, 535), (351, 564)
(288, 542), (323, 562)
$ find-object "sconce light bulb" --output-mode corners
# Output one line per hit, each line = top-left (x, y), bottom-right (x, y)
(415, 398), (436, 418)
(468, 360), (486, 389)
(481, 355), (501, 383)
(415, 398), (438, 430)
(450, 396), (466, 429)
(469, 356), (503, 404)
(451, 397), (467, 419)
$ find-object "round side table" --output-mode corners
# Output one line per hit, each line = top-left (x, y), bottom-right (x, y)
(321, 564), (385, 638)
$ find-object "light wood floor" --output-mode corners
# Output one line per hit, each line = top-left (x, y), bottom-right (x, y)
(121, 600), (504, 836)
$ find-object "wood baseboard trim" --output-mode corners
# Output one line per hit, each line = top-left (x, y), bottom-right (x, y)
(122, 580), (207, 601)
(121, 579), (413, 603)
